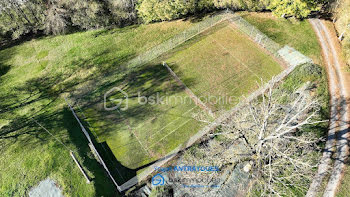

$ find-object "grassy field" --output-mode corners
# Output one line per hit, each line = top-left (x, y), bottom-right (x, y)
(73, 19), (284, 184)
(240, 12), (323, 65)
(78, 63), (205, 174)
(0, 18), (195, 196)
(166, 21), (282, 112)
(0, 12), (293, 196)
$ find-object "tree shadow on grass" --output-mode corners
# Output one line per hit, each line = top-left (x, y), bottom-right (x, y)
(0, 44), (16, 80)
(0, 64), (10, 77)
(0, 20), (208, 194)
(62, 108), (121, 196)
(0, 50), (137, 196)
(74, 61), (198, 141)
(62, 60), (203, 189)
(0, 47), (135, 115)
(0, 107), (123, 196)
(0, 59), (199, 195)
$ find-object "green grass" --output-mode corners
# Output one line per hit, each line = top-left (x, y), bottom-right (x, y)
(80, 63), (205, 172)
(167, 21), (282, 112)
(337, 164), (350, 196)
(0, 13), (286, 196)
(239, 12), (323, 65)
(0, 19), (194, 196)
(280, 64), (329, 196)
(75, 20), (283, 182)
(280, 64), (329, 135)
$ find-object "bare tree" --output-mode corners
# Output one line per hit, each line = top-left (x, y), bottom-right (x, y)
(226, 83), (324, 196)
(44, 0), (67, 35)
(172, 81), (325, 196)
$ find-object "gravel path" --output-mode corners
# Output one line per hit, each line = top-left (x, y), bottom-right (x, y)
(308, 18), (350, 197)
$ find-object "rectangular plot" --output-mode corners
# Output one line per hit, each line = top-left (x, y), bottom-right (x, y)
(79, 63), (206, 170)
(166, 23), (283, 113)
(72, 18), (285, 184)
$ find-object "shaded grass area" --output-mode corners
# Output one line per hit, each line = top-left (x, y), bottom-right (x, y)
(74, 20), (284, 184)
(0, 18), (195, 196)
(167, 21), (282, 112)
(78, 62), (205, 174)
(239, 12), (323, 65)
(0, 103), (118, 197)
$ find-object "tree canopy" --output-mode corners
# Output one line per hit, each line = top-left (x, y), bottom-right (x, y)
(0, 0), (328, 41)
(268, 0), (323, 18)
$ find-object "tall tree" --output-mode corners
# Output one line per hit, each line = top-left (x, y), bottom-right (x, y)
(137, 0), (197, 23)
(44, 0), (67, 35)
(268, 0), (323, 18)
(107, 0), (136, 26)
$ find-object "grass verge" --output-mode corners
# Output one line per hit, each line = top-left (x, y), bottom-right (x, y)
(239, 12), (323, 65)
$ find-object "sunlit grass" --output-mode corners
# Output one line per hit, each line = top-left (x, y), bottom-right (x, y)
(0, 18), (193, 196)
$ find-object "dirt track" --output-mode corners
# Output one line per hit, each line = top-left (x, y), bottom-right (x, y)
(307, 19), (350, 197)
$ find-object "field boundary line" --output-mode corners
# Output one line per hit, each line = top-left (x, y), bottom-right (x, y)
(149, 105), (198, 139)
(226, 24), (288, 70)
(125, 11), (235, 70)
(163, 62), (214, 117)
(228, 14), (312, 68)
(149, 119), (192, 148)
(75, 102), (127, 182)
(126, 120), (152, 157)
(227, 14), (281, 56)
(32, 117), (92, 184)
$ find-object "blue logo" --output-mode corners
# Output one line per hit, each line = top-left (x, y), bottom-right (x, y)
(152, 174), (165, 186)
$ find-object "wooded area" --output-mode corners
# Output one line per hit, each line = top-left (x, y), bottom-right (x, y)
(334, 0), (350, 67)
(0, 0), (329, 41)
